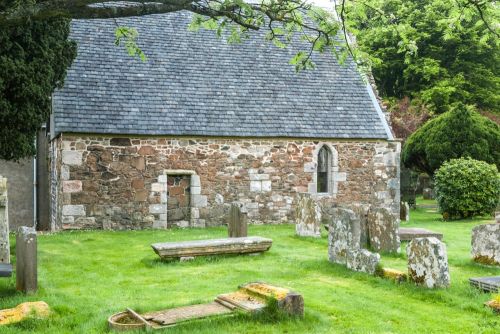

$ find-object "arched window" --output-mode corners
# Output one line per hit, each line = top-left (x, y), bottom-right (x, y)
(317, 146), (331, 193)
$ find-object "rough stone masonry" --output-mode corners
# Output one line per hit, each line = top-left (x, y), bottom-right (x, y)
(50, 135), (400, 230)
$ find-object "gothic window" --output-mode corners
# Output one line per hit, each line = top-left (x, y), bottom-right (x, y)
(317, 146), (331, 193)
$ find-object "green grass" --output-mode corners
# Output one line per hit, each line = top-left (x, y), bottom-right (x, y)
(1, 200), (499, 333)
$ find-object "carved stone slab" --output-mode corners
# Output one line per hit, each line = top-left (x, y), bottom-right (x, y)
(151, 236), (272, 259)
(143, 302), (232, 326)
(399, 227), (443, 241)
(469, 276), (500, 293)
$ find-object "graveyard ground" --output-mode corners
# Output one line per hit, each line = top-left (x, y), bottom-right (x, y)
(0, 199), (499, 333)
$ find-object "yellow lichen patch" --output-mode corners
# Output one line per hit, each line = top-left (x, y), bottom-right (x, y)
(381, 268), (407, 283)
(0, 301), (50, 325)
(242, 283), (290, 300)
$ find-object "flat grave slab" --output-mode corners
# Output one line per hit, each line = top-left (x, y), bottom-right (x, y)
(0, 263), (12, 277)
(398, 227), (443, 241)
(108, 282), (303, 331)
(151, 236), (272, 260)
(469, 276), (500, 293)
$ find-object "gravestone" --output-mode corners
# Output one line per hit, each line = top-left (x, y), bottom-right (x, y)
(0, 176), (9, 264)
(400, 202), (410, 222)
(328, 208), (360, 265)
(227, 204), (247, 238)
(496, 212), (500, 224)
(346, 249), (380, 275)
(407, 237), (450, 288)
(471, 223), (500, 265)
(422, 188), (435, 200)
(367, 207), (400, 253)
(16, 226), (37, 294)
(295, 194), (321, 237)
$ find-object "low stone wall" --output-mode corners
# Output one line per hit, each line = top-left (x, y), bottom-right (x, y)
(0, 176), (9, 264)
(50, 135), (400, 230)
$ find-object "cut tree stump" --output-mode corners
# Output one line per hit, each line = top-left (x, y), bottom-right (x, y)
(151, 236), (272, 260)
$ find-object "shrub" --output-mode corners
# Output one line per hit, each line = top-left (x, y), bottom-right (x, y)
(402, 104), (500, 175)
(434, 158), (500, 219)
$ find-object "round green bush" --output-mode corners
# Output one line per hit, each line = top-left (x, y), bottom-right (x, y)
(434, 158), (500, 219)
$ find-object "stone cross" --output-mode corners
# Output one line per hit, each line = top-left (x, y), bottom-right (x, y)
(16, 226), (37, 294)
(227, 204), (247, 238)
(295, 194), (321, 238)
(0, 176), (9, 264)
(407, 237), (450, 288)
(471, 223), (500, 265)
(367, 207), (400, 253)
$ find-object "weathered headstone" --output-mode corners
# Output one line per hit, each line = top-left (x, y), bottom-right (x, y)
(328, 208), (360, 265)
(16, 226), (37, 294)
(367, 207), (400, 253)
(346, 249), (380, 275)
(0, 176), (9, 264)
(495, 212), (500, 224)
(295, 194), (321, 237)
(227, 204), (247, 238)
(422, 188), (435, 200)
(407, 237), (450, 288)
(471, 223), (500, 265)
(400, 202), (410, 222)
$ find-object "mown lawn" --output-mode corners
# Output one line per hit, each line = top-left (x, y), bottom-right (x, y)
(1, 200), (499, 334)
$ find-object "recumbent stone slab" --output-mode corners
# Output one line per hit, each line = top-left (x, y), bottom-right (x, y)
(367, 207), (400, 253)
(295, 194), (321, 237)
(471, 223), (500, 265)
(407, 237), (450, 288)
(328, 208), (360, 265)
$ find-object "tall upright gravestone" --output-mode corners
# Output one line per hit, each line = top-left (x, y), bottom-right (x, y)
(0, 176), (9, 264)
(227, 204), (247, 238)
(16, 226), (37, 294)
(295, 194), (321, 237)
(367, 207), (400, 253)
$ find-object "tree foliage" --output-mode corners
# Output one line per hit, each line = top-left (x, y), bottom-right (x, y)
(346, 0), (499, 113)
(434, 158), (500, 219)
(402, 104), (500, 175)
(0, 16), (76, 160)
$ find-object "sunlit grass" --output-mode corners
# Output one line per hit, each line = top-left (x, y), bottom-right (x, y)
(0, 199), (498, 333)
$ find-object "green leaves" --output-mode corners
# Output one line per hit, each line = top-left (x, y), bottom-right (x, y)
(435, 158), (500, 219)
(114, 27), (147, 62)
(0, 16), (77, 160)
(346, 0), (499, 113)
(402, 104), (500, 175)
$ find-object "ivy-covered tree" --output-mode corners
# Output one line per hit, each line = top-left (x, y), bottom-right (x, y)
(346, 0), (499, 113)
(402, 104), (500, 175)
(0, 17), (77, 160)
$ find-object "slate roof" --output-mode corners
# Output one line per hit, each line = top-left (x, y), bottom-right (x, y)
(52, 11), (391, 139)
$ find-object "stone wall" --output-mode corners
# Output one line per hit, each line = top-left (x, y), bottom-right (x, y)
(50, 135), (400, 230)
(0, 159), (34, 229)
